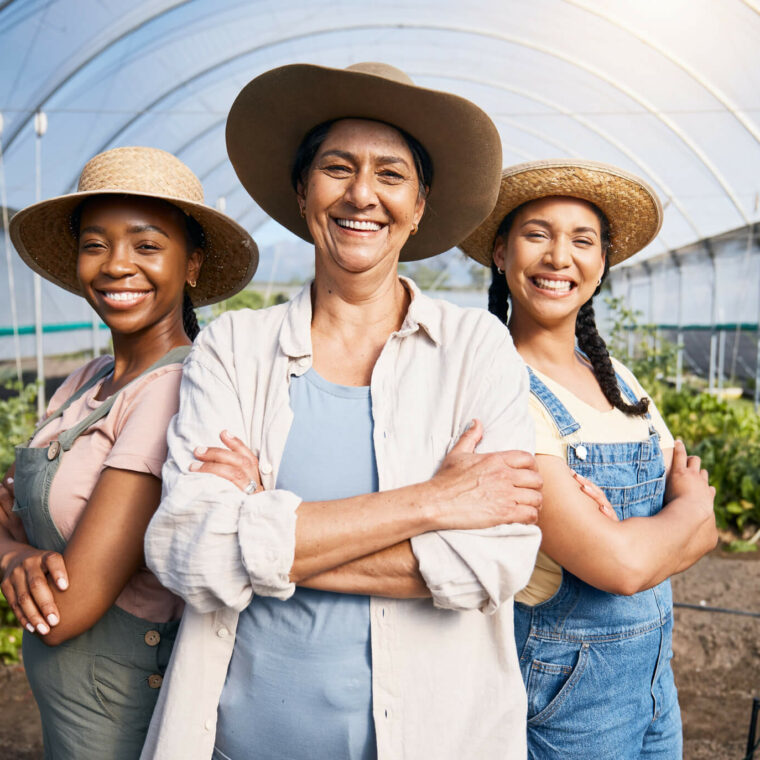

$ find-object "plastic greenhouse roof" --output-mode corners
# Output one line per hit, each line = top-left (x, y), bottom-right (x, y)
(3, 0), (760, 265)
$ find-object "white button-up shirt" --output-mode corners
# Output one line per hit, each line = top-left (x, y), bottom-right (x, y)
(141, 279), (540, 760)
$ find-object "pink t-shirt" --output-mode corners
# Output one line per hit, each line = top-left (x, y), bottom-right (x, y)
(29, 355), (184, 622)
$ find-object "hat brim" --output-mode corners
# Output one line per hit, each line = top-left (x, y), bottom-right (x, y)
(459, 159), (663, 267)
(10, 189), (258, 306)
(226, 64), (502, 261)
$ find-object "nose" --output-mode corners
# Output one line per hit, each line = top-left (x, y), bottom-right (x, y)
(100, 242), (137, 278)
(545, 235), (573, 269)
(343, 167), (377, 210)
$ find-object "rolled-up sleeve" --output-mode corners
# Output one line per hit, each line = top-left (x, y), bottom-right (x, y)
(411, 331), (541, 614)
(144, 342), (301, 614)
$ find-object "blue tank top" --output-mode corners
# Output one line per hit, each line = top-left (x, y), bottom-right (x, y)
(214, 369), (378, 760)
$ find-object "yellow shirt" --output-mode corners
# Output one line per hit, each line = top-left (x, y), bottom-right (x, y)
(515, 358), (674, 606)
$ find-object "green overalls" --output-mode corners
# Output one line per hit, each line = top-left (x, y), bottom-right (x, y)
(12, 347), (189, 760)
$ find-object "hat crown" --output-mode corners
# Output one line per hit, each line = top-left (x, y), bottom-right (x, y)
(77, 146), (205, 204)
(345, 62), (414, 86)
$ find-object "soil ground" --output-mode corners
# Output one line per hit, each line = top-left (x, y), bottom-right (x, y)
(0, 549), (758, 759)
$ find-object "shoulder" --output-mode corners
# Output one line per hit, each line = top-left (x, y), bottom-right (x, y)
(46, 355), (113, 413)
(609, 357), (650, 399)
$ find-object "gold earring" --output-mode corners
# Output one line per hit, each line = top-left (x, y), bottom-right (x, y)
(188, 279), (197, 288)
(299, 205), (306, 219)
(410, 223), (418, 236)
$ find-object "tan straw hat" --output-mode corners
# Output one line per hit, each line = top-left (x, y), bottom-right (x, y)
(226, 62), (502, 261)
(460, 159), (663, 268)
(10, 146), (258, 306)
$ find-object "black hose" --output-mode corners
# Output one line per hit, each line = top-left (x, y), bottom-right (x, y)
(673, 602), (760, 619)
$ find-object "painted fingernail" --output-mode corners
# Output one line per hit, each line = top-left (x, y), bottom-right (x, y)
(47, 614), (59, 626)
(195, 446), (207, 455)
(26, 623), (34, 633)
(37, 623), (49, 635)
(57, 577), (68, 590)
(189, 462), (201, 471)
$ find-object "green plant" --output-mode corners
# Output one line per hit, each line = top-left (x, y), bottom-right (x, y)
(604, 296), (760, 546)
(212, 289), (288, 316)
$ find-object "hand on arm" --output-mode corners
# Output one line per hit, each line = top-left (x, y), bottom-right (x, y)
(191, 420), (542, 595)
(537, 440), (717, 596)
(5, 468), (164, 646)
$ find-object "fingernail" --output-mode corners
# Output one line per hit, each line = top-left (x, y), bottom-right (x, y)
(195, 446), (207, 455)
(26, 623), (34, 633)
(189, 462), (201, 471)
(37, 623), (49, 635)
(47, 614), (59, 626)
(57, 577), (68, 590)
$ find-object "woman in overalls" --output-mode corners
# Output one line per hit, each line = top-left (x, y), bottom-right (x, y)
(0, 146), (257, 759)
(460, 159), (718, 758)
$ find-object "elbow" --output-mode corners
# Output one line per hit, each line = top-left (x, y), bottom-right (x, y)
(598, 557), (653, 596)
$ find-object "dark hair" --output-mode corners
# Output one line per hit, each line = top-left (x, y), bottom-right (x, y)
(70, 196), (202, 341)
(488, 199), (648, 417)
(290, 119), (433, 200)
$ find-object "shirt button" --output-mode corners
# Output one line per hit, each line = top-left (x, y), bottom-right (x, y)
(147, 674), (163, 689)
(217, 627), (229, 638)
(297, 357), (309, 368)
(204, 718), (215, 732)
(260, 461), (273, 475)
(144, 630), (161, 647)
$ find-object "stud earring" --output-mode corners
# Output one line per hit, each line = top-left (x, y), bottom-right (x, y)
(410, 223), (418, 236)
(597, 277), (602, 286)
(299, 205), (306, 219)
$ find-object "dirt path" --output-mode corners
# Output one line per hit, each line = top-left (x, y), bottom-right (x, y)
(0, 550), (758, 759)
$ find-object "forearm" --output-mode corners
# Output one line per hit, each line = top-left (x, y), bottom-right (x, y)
(299, 540), (430, 598)
(291, 482), (437, 582)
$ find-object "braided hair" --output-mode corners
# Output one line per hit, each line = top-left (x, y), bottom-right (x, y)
(181, 213), (204, 341)
(488, 201), (649, 417)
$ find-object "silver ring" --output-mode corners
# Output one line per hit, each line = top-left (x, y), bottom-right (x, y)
(243, 479), (258, 495)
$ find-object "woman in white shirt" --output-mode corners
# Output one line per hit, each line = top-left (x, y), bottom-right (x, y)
(142, 63), (546, 760)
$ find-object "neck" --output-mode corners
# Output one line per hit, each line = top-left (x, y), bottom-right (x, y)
(108, 314), (189, 390)
(508, 305), (579, 375)
(311, 257), (409, 339)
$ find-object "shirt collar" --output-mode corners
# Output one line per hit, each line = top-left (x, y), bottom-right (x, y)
(278, 276), (442, 361)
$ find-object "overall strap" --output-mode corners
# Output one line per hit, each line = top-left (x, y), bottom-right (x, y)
(614, 369), (652, 419)
(32, 361), (115, 438)
(527, 367), (581, 438)
(57, 345), (191, 452)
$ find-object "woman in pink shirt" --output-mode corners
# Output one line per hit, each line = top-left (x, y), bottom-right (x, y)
(0, 146), (256, 760)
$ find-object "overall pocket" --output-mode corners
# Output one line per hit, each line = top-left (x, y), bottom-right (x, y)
(526, 642), (590, 726)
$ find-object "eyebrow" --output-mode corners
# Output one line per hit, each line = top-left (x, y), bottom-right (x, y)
(319, 149), (410, 167)
(79, 223), (170, 238)
(520, 219), (599, 237)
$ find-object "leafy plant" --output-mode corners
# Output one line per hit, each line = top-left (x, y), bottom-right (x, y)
(211, 289), (288, 316)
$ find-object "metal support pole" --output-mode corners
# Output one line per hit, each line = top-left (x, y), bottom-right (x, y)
(0, 113), (22, 383)
(707, 242), (718, 393)
(717, 330), (726, 391)
(671, 251), (684, 391)
(626, 269), (634, 360)
(33, 111), (47, 419)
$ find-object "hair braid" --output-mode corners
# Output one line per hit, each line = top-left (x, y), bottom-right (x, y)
(182, 291), (200, 340)
(488, 262), (510, 324)
(575, 294), (648, 416)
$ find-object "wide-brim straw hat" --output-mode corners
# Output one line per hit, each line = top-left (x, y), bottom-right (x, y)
(10, 146), (258, 306)
(460, 159), (663, 268)
(226, 62), (502, 261)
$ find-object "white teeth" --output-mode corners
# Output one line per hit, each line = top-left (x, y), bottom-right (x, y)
(335, 218), (382, 231)
(533, 277), (572, 292)
(103, 291), (148, 302)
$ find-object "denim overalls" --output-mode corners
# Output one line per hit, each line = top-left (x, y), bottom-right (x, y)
(514, 368), (681, 760)
(12, 347), (188, 760)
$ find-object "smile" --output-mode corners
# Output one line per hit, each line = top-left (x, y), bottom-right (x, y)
(334, 218), (383, 231)
(531, 277), (575, 293)
(98, 290), (151, 307)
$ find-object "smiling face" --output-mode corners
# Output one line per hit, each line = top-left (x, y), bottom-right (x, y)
(76, 195), (202, 338)
(493, 196), (607, 330)
(297, 118), (426, 277)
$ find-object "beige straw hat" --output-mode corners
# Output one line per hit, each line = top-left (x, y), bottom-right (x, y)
(460, 159), (663, 268)
(226, 62), (502, 261)
(10, 146), (258, 306)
